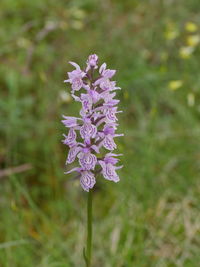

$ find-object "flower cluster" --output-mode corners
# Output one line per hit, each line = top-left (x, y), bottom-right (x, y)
(62, 54), (123, 191)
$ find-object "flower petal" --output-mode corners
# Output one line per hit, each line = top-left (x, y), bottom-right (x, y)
(80, 171), (96, 191)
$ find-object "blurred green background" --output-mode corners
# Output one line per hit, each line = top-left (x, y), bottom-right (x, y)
(0, 0), (200, 266)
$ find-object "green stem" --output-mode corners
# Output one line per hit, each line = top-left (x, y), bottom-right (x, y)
(85, 189), (93, 267)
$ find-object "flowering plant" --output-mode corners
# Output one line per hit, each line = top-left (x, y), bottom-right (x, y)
(62, 54), (123, 191)
(61, 54), (123, 266)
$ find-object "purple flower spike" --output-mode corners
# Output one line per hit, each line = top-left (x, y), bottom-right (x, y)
(62, 54), (123, 191)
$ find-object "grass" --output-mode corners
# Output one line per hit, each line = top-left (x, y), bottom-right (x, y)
(0, 0), (200, 266)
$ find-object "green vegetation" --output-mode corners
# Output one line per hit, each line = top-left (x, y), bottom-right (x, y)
(0, 0), (200, 266)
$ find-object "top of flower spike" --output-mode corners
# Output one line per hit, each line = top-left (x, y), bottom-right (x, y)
(62, 54), (123, 191)
(86, 54), (98, 70)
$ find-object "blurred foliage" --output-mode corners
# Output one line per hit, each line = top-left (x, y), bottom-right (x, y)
(0, 0), (200, 266)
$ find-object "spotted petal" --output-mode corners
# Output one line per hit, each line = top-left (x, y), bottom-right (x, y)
(103, 135), (117, 151)
(78, 152), (97, 170)
(80, 171), (96, 192)
(80, 122), (97, 140)
(66, 146), (81, 164)
(99, 161), (119, 182)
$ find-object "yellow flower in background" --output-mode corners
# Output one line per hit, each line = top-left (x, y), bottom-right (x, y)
(179, 46), (194, 59)
(187, 93), (195, 107)
(165, 22), (179, 40)
(168, 80), (183, 91)
(187, 35), (200, 47)
(72, 9), (86, 20)
(123, 91), (129, 100)
(70, 8), (86, 30)
(71, 20), (84, 30)
(185, 22), (198, 32)
(165, 30), (178, 40)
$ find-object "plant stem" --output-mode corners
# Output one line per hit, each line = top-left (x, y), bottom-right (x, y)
(86, 189), (93, 267)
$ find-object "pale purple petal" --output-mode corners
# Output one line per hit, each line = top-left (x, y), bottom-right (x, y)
(69, 61), (81, 70)
(105, 108), (118, 122)
(88, 90), (101, 103)
(100, 80), (116, 91)
(80, 171), (96, 191)
(66, 64), (86, 91)
(103, 125), (115, 135)
(62, 128), (76, 147)
(103, 135), (117, 150)
(99, 161), (119, 182)
(71, 94), (81, 102)
(102, 69), (116, 79)
(114, 133), (124, 137)
(66, 146), (82, 164)
(87, 54), (98, 69)
(71, 77), (84, 91)
(64, 167), (81, 174)
(80, 93), (93, 112)
(78, 152), (97, 170)
(80, 122), (97, 140)
(62, 116), (78, 127)
(90, 145), (100, 153)
(99, 63), (106, 74)
(104, 153), (122, 165)
(104, 99), (120, 107)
